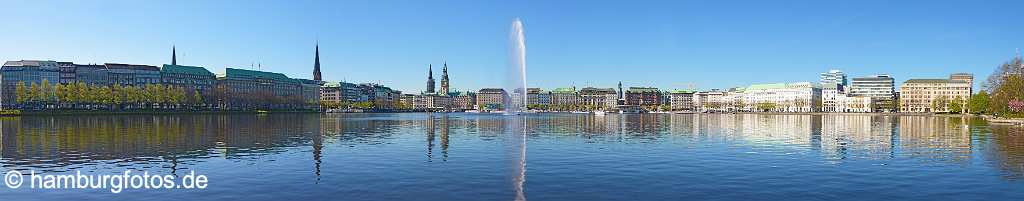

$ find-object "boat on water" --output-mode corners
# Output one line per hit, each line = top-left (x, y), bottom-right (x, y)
(594, 111), (607, 116)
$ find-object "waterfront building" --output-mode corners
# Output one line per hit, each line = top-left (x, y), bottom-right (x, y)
(949, 73), (974, 95)
(579, 87), (617, 110)
(58, 61), (76, 84)
(359, 83), (401, 110)
(899, 73), (973, 113)
(549, 87), (579, 107)
(477, 88), (506, 111)
(451, 91), (476, 111)
(215, 68), (303, 110)
(850, 74), (896, 112)
(836, 95), (873, 112)
(105, 63), (160, 86)
(669, 90), (696, 111)
(740, 82), (821, 112)
(820, 69), (848, 86)
(322, 82), (346, 104)
(298, 79), (322, 109)
(321, 81), (364, 104)
(625, 87), (661, 107)
(74, 64), (108, 85)
(161, 64), (215, 99)
(404, 90), (453, 110)
(0, 60), (61, 108)
(526, 88), (550, 106)
(694, 89), (728, 112)
(821, 83), (844, 112)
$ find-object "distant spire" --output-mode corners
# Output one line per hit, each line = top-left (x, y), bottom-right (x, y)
(313, 42), (322, 81)
(426, 64), (435, 93)
(171, 45), (177, 65)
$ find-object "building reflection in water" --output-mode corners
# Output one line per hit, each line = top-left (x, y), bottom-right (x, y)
(2, 113), (1022, 184)
(0, 114), (322, 173)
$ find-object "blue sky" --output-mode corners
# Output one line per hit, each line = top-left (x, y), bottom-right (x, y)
(1, 0), (1020, 93)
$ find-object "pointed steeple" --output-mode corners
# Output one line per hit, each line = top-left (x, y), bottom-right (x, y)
(313, 43), (322, 81)
(426, 64), (435, 94)
(171, 46), (177, 65)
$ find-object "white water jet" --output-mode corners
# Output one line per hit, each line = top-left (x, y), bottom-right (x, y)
(505, 18), (528, 115)
(506, 18), (528, 201)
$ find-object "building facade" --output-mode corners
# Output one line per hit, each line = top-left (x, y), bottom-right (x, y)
(579, 87), (617, 110)
(741, 82), (822, 112)
(820, 69), (848, 86)
(215, 68), (304, 110)
(477, 88), (506, 111)
(670, 90), (696, 111)
(1, 60), (61, 108)
(625, 87), (661, 107)
(161, 64), (216, 101)
(850, 74), (896, 112)
(899, 73), (973, 113)
(549, 87), (579, 107)
(105, 63), (161, 86)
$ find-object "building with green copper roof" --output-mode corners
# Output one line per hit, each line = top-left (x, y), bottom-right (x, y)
(216, 68), (309, 110)
(161, 64), (216, 101)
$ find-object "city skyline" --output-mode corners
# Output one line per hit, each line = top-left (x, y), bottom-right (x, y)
(1, 0), (1021, 92)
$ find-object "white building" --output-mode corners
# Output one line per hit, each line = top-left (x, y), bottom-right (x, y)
(695, 89), (729, 112)
(741, 82), (822, 112)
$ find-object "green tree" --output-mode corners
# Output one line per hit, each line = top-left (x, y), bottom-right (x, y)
(193, 90), (203, 108)
(932, 96), (948, 113)
(40, 79), (52, 108)
(949, 96), (964, 114)
(15, 82), (27, 104)
(969, 91), (990, 114)
(990, 74), (1024, 115)
(29, 82), (40, 107)
(111, 84), (124, 109)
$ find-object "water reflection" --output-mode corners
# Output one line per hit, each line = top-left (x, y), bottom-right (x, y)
(1, 113), (1022, 200)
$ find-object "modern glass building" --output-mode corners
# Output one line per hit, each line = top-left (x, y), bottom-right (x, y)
(850, 74), (896, 111)
(0, 60), (61, 108)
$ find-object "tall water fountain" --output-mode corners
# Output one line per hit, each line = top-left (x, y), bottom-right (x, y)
(506, 18), (528, 201)
(505, 18), (528, 115)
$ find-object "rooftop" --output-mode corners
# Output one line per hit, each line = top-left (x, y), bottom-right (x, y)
(161, 64), (213, 76)
(627, 87), (659, 93)
(904, 79), (969, 84)
(221, 68), (297, 83)
(745, 82), (817, 90)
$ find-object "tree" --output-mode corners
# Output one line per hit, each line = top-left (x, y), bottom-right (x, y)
(111, 84), (124, 109)
(40, 79), (52, 108)
(985, 55), (1022, 92)
(932, 96), (948, 113)
(29, 82), (40, 107)
(15, 82), (27, 104)
(969, 91), (990, 114)
(990, 74), (1024, 115)
(193, 90), (203, 107)
(949, 96), (964, 114)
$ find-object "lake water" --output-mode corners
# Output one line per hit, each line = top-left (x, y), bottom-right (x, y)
(1, 113), (1022, 200)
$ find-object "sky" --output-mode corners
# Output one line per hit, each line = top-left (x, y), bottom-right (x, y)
(1, 0), (1021, 93)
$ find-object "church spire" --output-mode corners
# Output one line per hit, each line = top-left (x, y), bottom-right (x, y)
(313, 43), (322, 81)
(426, 64), (436, 94)
(171, 45), (177, 65)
